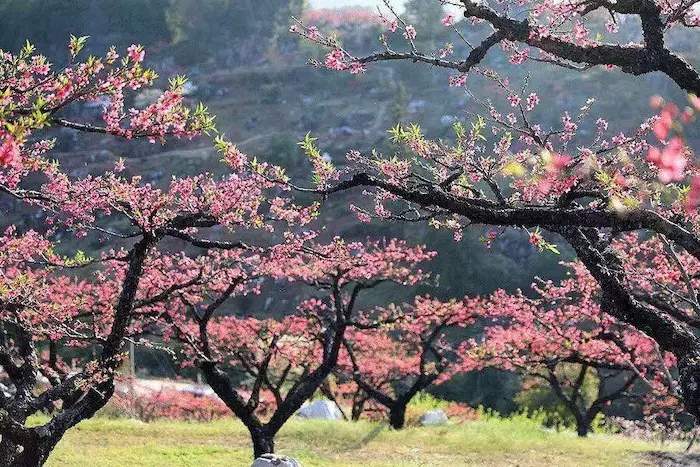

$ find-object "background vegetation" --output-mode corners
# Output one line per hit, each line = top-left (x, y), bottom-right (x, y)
(1, 0), (697, 422)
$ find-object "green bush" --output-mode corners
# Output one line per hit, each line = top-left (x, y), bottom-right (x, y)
(514, 364), (605, 433)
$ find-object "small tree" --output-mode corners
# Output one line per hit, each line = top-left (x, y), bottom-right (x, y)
(468, 246), (680, 436)
(340, 296), (475, 429)
(160, 235), (435, 458)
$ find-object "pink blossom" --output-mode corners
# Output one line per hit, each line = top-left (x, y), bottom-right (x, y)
(526, 93), (539, 111)
(324, 49), (347, 70)
(653, 103), (678, 140)
(647, 137), (686, 183)
(438, 43), (454, 58)
(127, 44), (145, 63)
(404, 25), (416, 40)
(114, 158), (126, 173)
(507, 94), (521, 107)
(509, 49), (529, 64)
(55, 81), (73, 102)
(448, 74), (467, 87)
(441, 14), (455, 26)
(561, 112), (578, 140)
(613, 172), (628, 188)
(596, 118), (609, 132)
(0, 133), (19, 165)
(106, 48), (119, 63)
(573, 21), (589, 42)
(548, 153), (572, 172)
(348, 62), (366, 74)
(32, 63), (50, 75)
(307, 26), (321, 41)
(380, 16), (399, 32)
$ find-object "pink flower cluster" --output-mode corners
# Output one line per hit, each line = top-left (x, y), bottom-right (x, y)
(647, 137), (686, 183)
(0, 132), (20, 166)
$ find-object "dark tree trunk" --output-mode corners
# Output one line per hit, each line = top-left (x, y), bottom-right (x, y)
(200, 362), (279, 459)
(678, 352), (700, 420)
(575, 417), (591, 437)
(0, 434), (61, 467)
(250, 427), (275, 459)
(0, 439), (21, 466)
(388, 402), (408, 429)
(351, 398), (365, 421)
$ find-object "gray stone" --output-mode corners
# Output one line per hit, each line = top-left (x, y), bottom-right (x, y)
(251, 454), (301, 467)
(296, 399), (343, 420)
(419, 409), (448, 426)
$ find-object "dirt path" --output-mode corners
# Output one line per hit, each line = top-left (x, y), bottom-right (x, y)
(644, 451), (700, 466)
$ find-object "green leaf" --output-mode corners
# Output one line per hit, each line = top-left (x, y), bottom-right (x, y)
(69, 35), (89, 57)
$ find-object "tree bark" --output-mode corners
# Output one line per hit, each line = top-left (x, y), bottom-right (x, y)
(351, 398), (366, 421)
(575, 416), (591, 437)
(678, 351), (700, 419)
(0, 439), (21, 466)
(388, 402), (408, 429)
(0, 433), (62, 467)
(250, 427), (275, 459)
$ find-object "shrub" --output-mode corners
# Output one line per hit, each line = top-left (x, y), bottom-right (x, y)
(107, 388), (230, 422)
(514, 365), (600, 432)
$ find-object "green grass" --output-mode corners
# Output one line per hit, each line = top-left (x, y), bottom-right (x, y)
(45, 415), (682, 467)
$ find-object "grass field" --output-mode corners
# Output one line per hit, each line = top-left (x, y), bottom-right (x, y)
(45, 415), (683, 467)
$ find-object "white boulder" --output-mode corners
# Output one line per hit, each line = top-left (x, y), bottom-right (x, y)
(251, 454), (302, 467)
(296, 399), (343, 420)
(419, 409), (448, 426)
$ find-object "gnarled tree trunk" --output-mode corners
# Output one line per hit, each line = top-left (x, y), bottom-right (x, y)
(0, 436), (61, 467)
